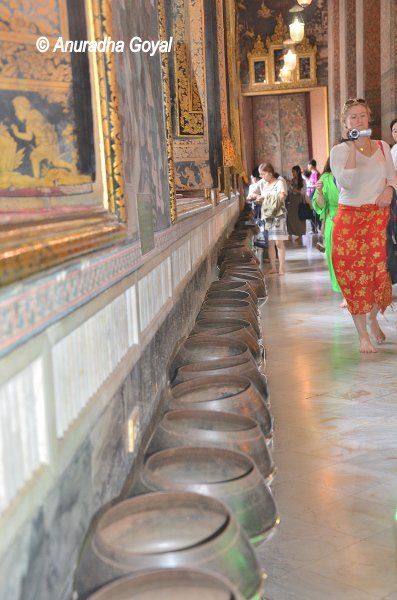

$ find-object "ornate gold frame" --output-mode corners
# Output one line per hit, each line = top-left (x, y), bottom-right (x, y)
(0, 0), (126, 286)
(296, 51), (316, 85)
(158, 0), (177, 223)
(245, 14), (317, 95)
(249, 55), (270, 86)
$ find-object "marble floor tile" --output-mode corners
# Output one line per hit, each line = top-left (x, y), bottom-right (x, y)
(365, 526), (397, 551)
(298, 462), (388, 496)
(258, 243), (397, 599)
(263, 568), (378, 600)
(354, 480), (397, 507)
(308, 540), (397, 596)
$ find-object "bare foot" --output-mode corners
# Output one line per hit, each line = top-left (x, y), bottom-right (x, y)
(278, 271), (285, 276)
(359, 338), (378, 353)
(340, 298), (348, 309)
(265, 269), (277, 275)
(368, 317), (386, 343)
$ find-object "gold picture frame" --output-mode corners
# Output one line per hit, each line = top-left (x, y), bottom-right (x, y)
(244, 14), (317, 95)
(297, 54), (316, 85)
(250, 57), (270, 85)
(0, 0), (127, 286)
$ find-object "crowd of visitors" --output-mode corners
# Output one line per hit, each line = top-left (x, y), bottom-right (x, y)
(246, 97), (397, 353)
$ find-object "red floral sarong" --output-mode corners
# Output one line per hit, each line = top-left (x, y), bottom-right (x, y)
(332, 204), (392, 315)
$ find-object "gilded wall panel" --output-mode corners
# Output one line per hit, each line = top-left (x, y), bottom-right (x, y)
(0, 0), (127, 285)
(224, 0), (244, 178)
(173, 0), (204, 137)
(216, 0), (238, 169)
(158, 0), (176, 224)
(171, 0), (212, 191)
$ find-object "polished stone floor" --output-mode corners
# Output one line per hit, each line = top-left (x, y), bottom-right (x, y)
(257, 241), (397, 600)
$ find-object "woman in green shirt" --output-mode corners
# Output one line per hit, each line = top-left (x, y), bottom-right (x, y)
(312, 158), (344, 301)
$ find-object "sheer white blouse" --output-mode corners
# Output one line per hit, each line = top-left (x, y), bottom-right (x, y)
(330, 140), (397, 206)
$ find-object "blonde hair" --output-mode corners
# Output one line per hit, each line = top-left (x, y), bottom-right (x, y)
(259, 162), (275, 176)
(341, 97), (372, 125)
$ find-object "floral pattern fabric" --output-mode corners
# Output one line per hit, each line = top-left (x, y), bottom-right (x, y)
(332, 204), (392, 314)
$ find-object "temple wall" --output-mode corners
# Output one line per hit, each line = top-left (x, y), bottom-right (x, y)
(0, 196), (239, 600)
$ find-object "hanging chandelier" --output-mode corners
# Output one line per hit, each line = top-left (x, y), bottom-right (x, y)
(289, 13), (304, 43)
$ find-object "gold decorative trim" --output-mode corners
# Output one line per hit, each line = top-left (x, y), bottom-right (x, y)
(266, 13), (289, 47)
(224, 0), (245, 180)
(173, 0), (205, 137)
(251, 35), (268, 56)
(158, 0), (177, 223)
(91, 0), (126, 222)
(0, 211), (125, 287)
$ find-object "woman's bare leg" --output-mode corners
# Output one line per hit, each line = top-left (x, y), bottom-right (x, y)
(276, 241), (285, 275)
(266, 241), (277, 274)
(352, 313), (377, 353)
(367, 304), (386, 342)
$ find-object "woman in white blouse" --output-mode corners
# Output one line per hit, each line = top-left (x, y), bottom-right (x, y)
(250, 162), (288, 275)
(330, 98), (397, 353)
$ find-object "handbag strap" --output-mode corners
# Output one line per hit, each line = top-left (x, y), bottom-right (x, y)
(377, 140), (385, 159)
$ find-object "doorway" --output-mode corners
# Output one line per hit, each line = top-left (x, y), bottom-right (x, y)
(244, 86), (329, 178)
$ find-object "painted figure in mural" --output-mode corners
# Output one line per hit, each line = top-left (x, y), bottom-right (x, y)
(11, 96), (75, 179)
(0, 123), (25, 176)
(330, 97), (397, 353)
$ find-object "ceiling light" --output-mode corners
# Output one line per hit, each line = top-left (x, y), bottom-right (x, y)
(297, 0), (312, 7)
(289, 14), (305, 43)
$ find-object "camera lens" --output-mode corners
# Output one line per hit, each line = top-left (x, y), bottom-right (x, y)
(349, 129), (359, 139)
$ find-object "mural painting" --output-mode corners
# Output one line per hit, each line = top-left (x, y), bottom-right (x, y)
(112, 0), (171, 235)
(253, 93), (308, 178)
(174, 161), (213, 190)
(0, 0), (93, 199)
(253, 95), (281, 171)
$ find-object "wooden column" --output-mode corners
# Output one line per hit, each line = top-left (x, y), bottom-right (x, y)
(353, 0), (382, 137)
(380, 0), (397, 141)
(327, 0), (341, 145)
(340, 0), (357, 100)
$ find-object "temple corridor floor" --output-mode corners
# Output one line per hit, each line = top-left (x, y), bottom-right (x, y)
(256, 241), (397, 600)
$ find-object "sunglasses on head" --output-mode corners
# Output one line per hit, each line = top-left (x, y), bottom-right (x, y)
(344, 98), (366, 106)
